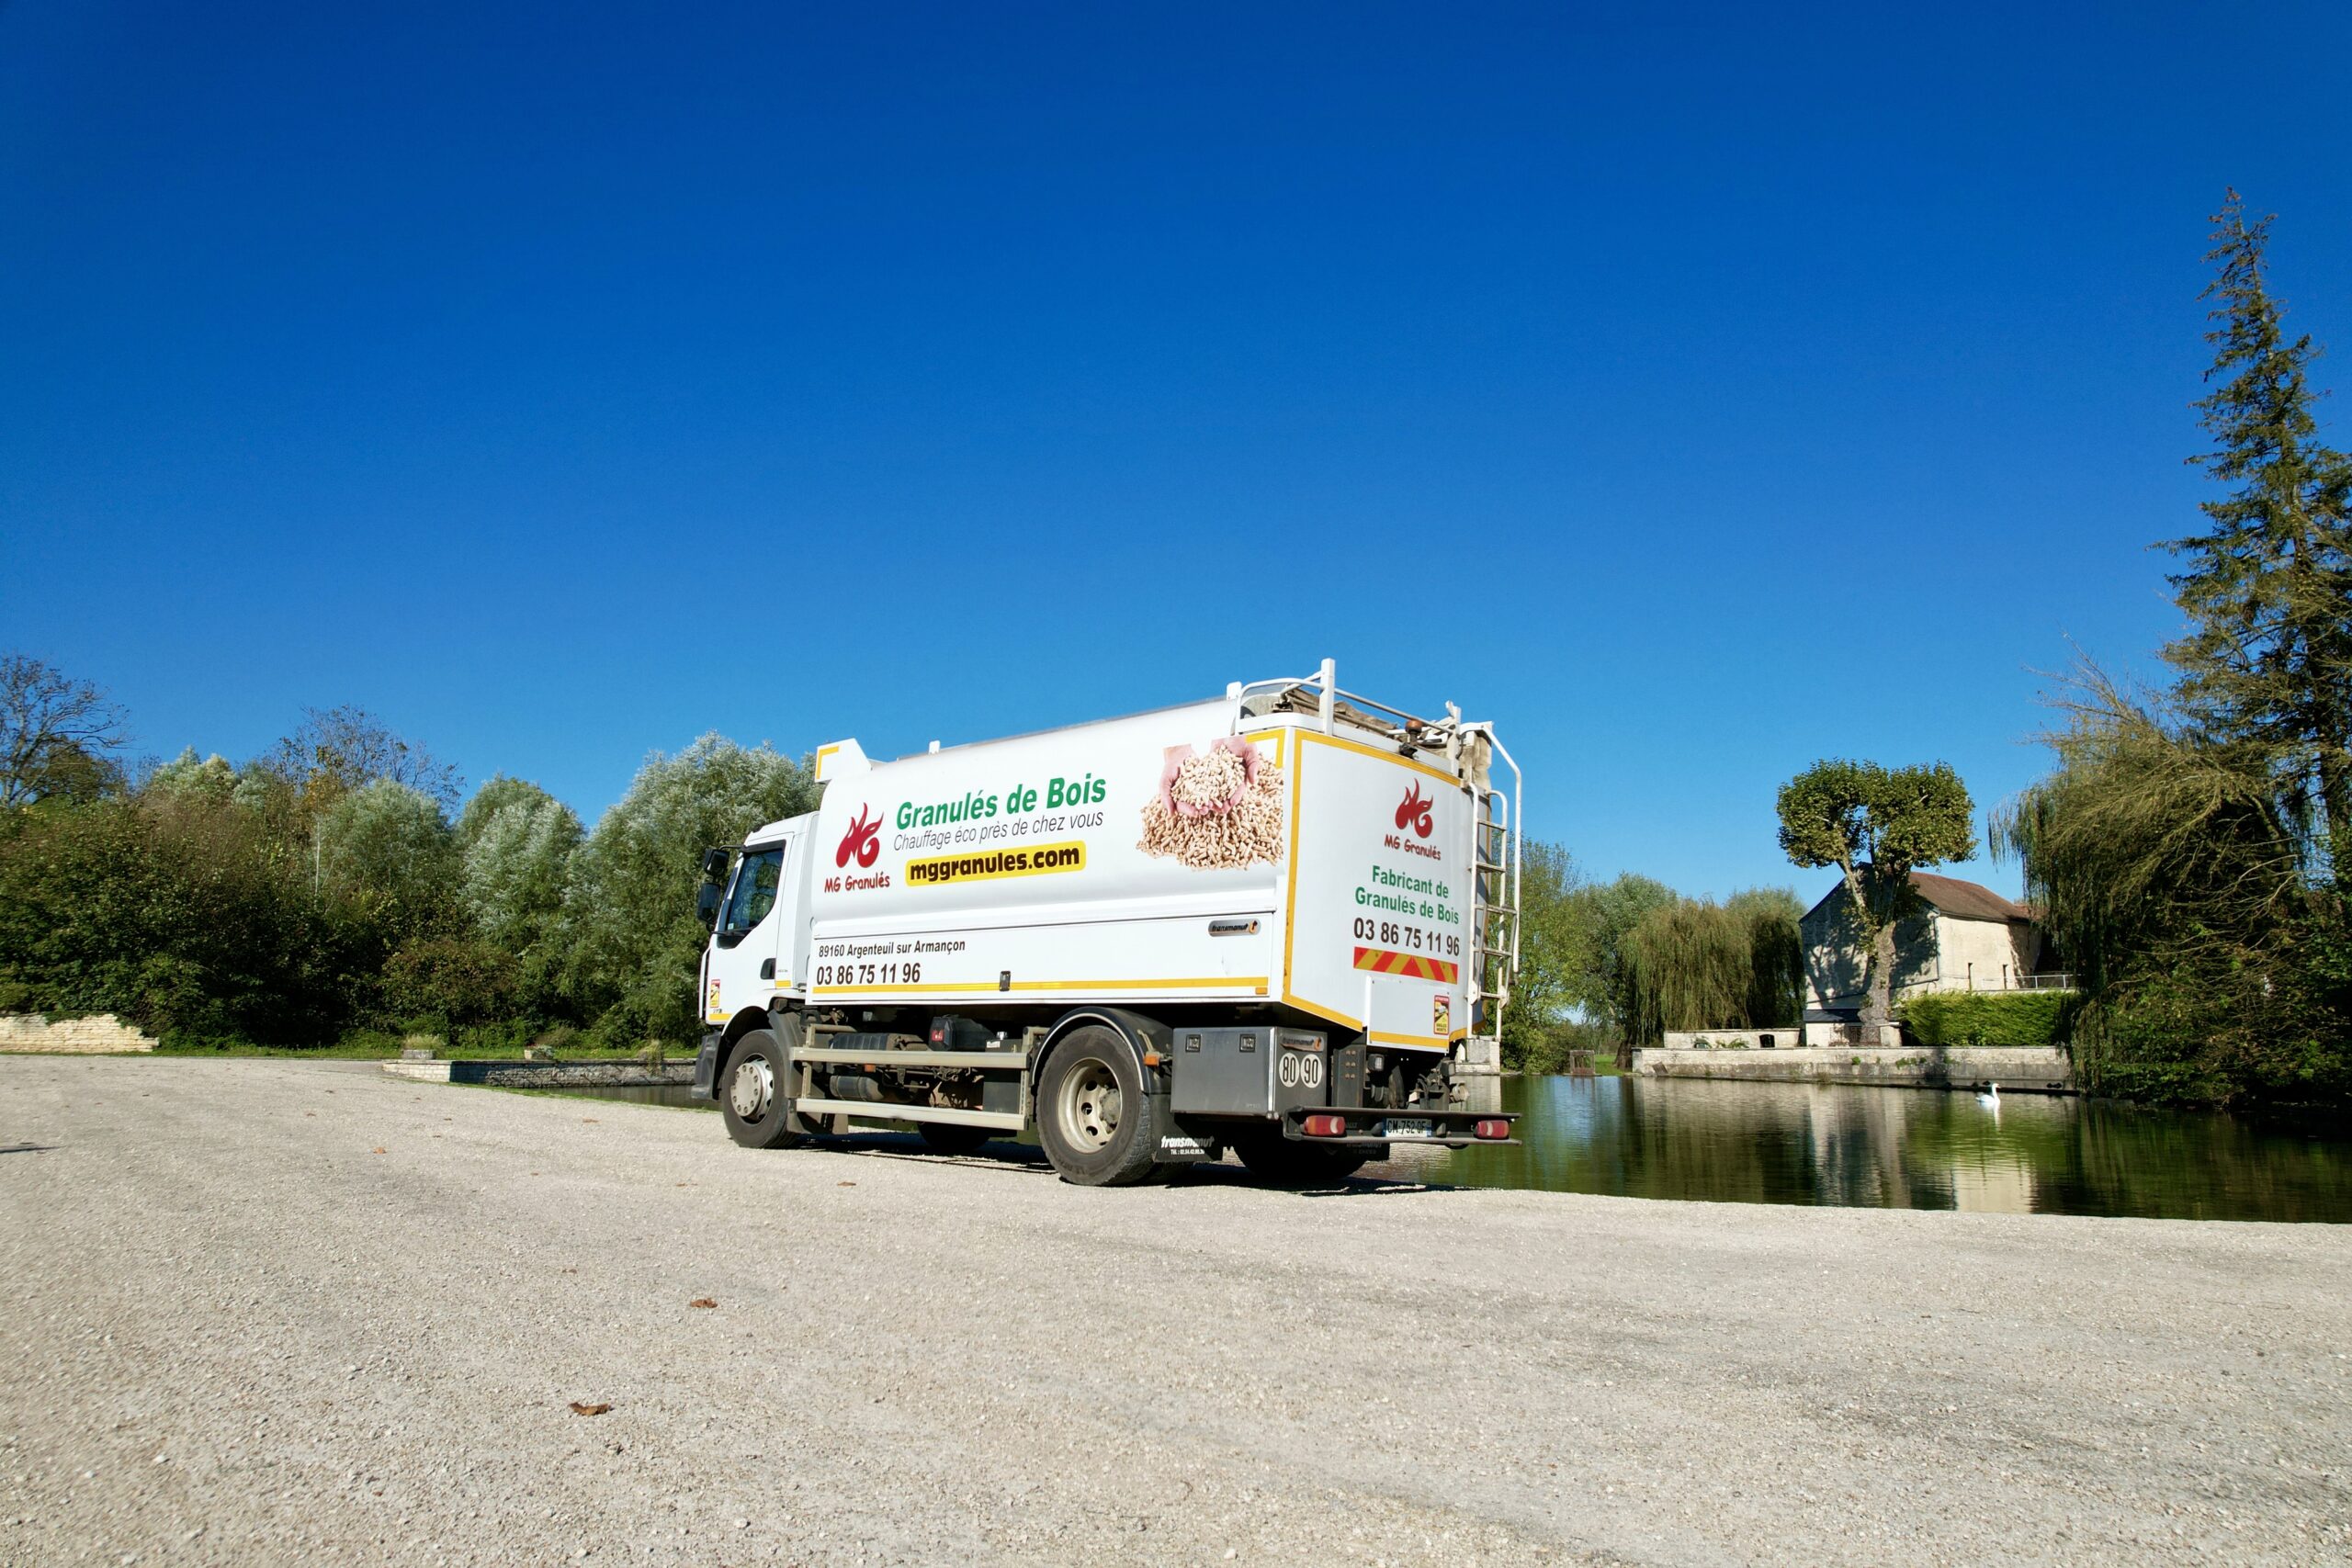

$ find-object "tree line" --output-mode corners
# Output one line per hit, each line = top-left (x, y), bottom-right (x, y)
(0, 659), (1810, 1062)
(0, 678), (814, 1052)
(1499, 847), (1807, 1072)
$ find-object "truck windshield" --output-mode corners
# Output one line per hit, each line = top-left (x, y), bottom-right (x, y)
(720, 847), (784, 937)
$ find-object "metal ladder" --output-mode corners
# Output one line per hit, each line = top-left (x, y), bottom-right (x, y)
(1467, 784), (1520, 1071)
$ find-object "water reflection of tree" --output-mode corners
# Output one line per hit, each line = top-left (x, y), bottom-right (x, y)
(1618, 1081), (1832, 1205)
(1419, 1078), (2350, 1221)
(2031, 1102), (2352, 1221)
(1896, 1094), (2071, 1213)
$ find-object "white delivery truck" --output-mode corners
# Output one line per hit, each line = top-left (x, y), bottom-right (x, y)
(690, 660), (1521, 1186)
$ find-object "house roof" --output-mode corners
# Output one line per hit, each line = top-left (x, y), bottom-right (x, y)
(1910, 872), (2033, 922)
(1804, 871), (2033, 925)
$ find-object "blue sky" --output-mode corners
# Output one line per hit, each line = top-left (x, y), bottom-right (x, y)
(6, 1), (2349, 904)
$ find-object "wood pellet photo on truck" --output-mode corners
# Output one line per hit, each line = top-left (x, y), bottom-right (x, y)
(689, 660), (1523, 1185)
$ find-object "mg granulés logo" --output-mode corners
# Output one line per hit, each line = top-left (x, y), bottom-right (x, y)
(1383, 781), (1443, 862)
(824, 806), (891, 894)
(1395, 782), (1434, 840)
(836, 807), (881, 869)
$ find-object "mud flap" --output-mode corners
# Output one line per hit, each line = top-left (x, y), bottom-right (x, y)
(692, 1034), (720, 1100)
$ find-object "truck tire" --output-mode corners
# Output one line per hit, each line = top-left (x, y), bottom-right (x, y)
(721, 1024), (808, 1150)
(916, 1122), (993, 1156)
(1035, 1025), (1160, 1187)
(1232, 1129), (1374, 1187)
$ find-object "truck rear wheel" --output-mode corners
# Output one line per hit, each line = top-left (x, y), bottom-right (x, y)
(721, 1025), (808, 1150)
(1036, 1026), (1160, 1187)
(1232, 1129), (1374, 1187)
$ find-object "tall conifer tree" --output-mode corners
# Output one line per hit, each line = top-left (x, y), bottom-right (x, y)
(2165, 192), (2352, 855)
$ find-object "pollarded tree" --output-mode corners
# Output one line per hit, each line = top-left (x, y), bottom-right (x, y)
(1776, 760), (1975, 1027)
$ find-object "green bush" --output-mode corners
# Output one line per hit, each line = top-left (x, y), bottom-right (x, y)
(1503, 1017), (1618, 1075)
(381, 934), (518, 1033)
(452, 1017), (537, 1055)
(0, 796), (366, 1043)
(1899, 990), (2075, 1048)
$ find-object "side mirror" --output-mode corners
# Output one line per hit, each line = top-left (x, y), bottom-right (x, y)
(700, 847), (732, 882)
(695, 881), (722, 928)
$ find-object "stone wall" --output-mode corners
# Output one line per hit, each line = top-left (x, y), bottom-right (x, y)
(1660, 1028), (1807, 1052)
(1634, 1043), (2073, 1092)
(0, 1014), (159, 1054)
(1801, 1020), (1906, 1048)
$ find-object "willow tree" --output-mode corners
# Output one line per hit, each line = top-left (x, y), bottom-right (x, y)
(1996, 664), (2310, 1096)
(2165, 192), (2352, 861)
(1776, 760), (1974, 1027)
(1620, 899), (1751, 1046)
(1726, 886), (1806, 1027)
(1618, 888), (1805, 1046)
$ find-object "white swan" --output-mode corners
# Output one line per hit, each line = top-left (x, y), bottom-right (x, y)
(1977, 1082), (2001, 1108)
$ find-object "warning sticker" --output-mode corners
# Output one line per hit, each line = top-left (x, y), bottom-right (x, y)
(1351, 945), (1460, 984)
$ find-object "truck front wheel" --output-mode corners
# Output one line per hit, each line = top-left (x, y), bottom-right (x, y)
(721, 1025), (808, 1150)
(1036, 1026), (1160, 1187)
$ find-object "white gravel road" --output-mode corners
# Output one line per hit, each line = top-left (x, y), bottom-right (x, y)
(2, 1056), (2346, 1567)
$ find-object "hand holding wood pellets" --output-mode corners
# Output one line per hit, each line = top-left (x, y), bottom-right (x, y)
(1140, 739), (1285, 868)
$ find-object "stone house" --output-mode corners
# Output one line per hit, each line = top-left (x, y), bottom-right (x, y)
(1800, 871), (2054, 1034)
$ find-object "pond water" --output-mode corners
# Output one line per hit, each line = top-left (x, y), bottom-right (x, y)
(551, 1076), (2351, 1222)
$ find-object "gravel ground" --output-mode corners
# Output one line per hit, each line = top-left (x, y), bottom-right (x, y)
(2, 1057), (2346, 1567)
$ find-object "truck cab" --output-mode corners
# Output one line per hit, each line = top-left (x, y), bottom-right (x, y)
(698, 814), (816, 1034)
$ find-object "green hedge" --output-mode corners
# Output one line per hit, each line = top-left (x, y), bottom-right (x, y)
(1898, 990), (2075, 1048)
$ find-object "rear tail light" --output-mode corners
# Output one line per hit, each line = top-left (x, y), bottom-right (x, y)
(1302, 1113), (1348, 1138)
(1474, 1119), (1510, 1140)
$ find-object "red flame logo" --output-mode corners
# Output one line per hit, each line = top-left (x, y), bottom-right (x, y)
(836, 807), (881, 869)
(1396, 783), (1433, 839)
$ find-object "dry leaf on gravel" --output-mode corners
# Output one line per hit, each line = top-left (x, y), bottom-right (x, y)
(837, 1180), (856, 1187)
(568, 1402), (612, 1416)
(689, 1298), (717, 1309)
(582, 1118), (598, 1123)
(372, 1146), (387, 1154)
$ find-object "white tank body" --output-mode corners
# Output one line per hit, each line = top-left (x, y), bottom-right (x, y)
(791, 693), (1478, 1051)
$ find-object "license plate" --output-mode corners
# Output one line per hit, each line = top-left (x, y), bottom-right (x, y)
(1383, 1118), (1433, 1139)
